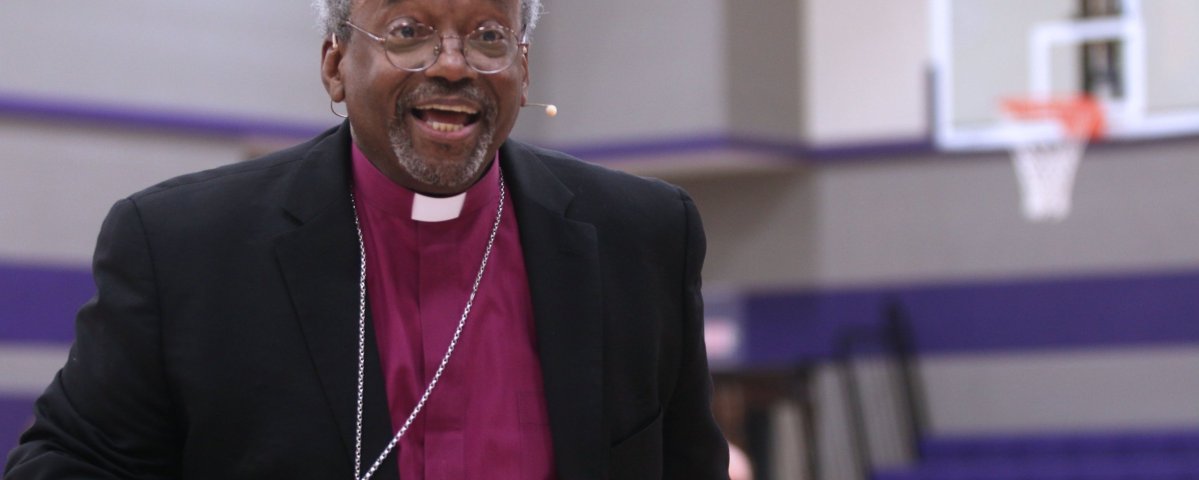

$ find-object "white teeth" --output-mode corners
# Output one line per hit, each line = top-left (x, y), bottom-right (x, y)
(416, 104), (478, 114)
(428, 121), (465, 132)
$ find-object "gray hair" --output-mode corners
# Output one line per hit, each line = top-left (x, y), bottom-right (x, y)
(314, 0), (544, 42)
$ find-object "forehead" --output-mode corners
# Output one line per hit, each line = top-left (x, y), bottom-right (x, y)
(356, 0), (519, 22)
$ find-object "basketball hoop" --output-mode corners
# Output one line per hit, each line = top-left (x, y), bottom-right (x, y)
(1001, 96), (1105, 222)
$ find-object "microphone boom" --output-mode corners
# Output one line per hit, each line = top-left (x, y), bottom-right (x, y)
(524, 103), (558, 117)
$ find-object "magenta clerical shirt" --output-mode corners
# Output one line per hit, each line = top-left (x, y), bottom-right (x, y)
(351, 144), (557, 480)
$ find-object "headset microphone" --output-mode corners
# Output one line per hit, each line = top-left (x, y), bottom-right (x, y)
(524, 103), (558, 117)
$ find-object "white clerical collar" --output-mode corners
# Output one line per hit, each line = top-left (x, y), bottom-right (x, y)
(350, 142), (500, 223)
(411, 192), (466, 222)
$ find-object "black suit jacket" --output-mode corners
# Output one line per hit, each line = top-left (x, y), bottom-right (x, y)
(4, 123), (728, 479)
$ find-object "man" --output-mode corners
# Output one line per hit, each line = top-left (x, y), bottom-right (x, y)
(4, 0), (729, 478)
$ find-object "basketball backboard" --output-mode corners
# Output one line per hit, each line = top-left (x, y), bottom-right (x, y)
(930, 0), (1199, 151)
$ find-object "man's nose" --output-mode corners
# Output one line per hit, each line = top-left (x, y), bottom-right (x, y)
(423, 36), (476, 82)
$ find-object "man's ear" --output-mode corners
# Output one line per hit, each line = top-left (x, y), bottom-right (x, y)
(321, 35), (346, 102)
(520, 46), (530, 106)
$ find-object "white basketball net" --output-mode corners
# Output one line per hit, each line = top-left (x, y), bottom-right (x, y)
(1003, 97), (1102, 223)
(1010, 135), (1085, 222)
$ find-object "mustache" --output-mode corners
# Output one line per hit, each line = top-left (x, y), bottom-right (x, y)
(398, 79), (492, 110)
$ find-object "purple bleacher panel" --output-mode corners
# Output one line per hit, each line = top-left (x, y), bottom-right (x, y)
(871, 469), (922, 480)
(742, 269), (1199, 365)
(904, 430), (1199, 480)
(0, 263), (92, 342)
(878, 455), (1199, 480)
(920, 429), (1199, 464)
(900, 270), (1199, 354)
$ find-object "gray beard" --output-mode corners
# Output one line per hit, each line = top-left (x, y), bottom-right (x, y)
(388, 82), (497, 192)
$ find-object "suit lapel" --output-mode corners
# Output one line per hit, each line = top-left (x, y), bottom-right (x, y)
(502, 142), (606, 479)
(273, 123), (398, 479)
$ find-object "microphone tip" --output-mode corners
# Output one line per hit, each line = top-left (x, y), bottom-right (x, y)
(525, 102), (558, 118)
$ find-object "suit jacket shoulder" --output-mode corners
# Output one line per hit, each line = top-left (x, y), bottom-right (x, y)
(117, 125), (351, 255)
(128, 126), (342, 213)
(502, 139), (696, 243)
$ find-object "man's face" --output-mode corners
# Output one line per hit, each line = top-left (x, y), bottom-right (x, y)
(323, 0), (529, 195)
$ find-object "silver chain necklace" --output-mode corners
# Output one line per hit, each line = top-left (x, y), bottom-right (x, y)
(350, 172), (506, 480)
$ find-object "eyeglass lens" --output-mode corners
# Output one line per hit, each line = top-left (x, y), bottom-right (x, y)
(382, 21), (519, 73)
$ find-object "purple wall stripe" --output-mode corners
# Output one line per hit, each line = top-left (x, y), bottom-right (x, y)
(743, 269), (1199, 365)
(0, 93), (332, 139)
(4, 93), (1198, 164)
(803, 137), (938, 161)
(4, 262), (1199, 363)
(553, 135), (937, 163)
(555, 135), (807, 162)
(0, 92), (942, 162)
(0, 264), (92, 342)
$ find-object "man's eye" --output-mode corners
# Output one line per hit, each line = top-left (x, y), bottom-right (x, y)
(476, 28), (507, 43)
(389, 20), (430, 40)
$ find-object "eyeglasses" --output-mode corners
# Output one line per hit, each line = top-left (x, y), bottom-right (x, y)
(344, 19), (526, 74)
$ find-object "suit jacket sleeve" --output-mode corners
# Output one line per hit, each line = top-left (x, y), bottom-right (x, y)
(5, 198), (180, 479)
(663, 189), (729, 479)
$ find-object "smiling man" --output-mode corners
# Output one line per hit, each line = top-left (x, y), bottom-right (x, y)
(3, 0), (729, 479)
(326, 0), (526, 196)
